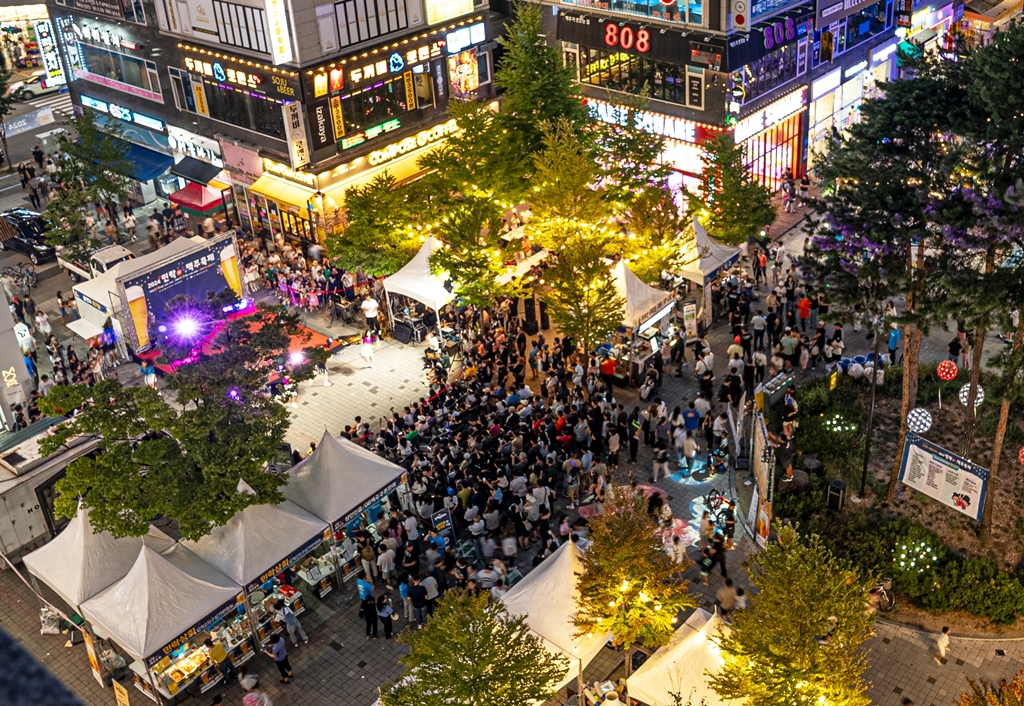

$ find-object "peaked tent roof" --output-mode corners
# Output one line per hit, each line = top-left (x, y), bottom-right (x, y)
(80, 546), (240, 663)
(181, 500), (328, 588)
(282, 431), (404, 526)
(626, 608), (732, 706)
(500, 541), (609, 690)
(23, 505), (175, 611)
(611, 260), (675, 330)
(676, 218), (741, 287)
(382, 236), (455, 312)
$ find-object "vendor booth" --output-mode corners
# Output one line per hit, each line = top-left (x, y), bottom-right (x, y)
(23, 504), (175, 612)
(625, 609), (731, 706)
(282, 431), (406, 584)
(675, 219), (741, 330)
(501, 541), (610, 693)
(182, 501), (331, 647)
(383, 236), (454, 343)
(80, 545), (249, 701)
(602, 260), (676, 383)
(168, 182), (230, 234)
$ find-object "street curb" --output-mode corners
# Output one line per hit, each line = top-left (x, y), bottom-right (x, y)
(875, 617), (1024, 642)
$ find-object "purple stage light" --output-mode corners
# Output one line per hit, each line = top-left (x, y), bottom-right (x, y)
(173, 316), (201, 339)
(288, 351), (305, 366)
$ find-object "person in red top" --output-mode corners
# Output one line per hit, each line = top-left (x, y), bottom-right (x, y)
(600, 356), (617, 389)
(797, 292), (812, 333)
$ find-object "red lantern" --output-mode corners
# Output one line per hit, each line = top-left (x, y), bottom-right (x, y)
(937, 360), (958, 381)
(1019, 446), (1024, 465)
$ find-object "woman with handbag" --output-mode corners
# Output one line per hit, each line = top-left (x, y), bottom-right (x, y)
(376, 594), (396, 639)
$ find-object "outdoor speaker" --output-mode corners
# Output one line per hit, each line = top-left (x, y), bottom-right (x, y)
(393, 322), (414, 344)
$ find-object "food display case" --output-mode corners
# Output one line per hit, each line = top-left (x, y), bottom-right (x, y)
(249, 582), (305, 646)
(295, 553), (335, 599)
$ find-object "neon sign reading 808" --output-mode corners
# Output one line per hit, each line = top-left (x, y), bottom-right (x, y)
(763, 16), (795, 50)
(603, 23), (651, 53)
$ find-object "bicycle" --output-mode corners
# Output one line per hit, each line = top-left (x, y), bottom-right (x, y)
(1, 262), (38, 291)
(872, 578), (896, 612)
(702, 489), (732, 524)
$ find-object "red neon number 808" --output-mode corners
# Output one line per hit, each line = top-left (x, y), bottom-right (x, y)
(604, 24), (650, 53)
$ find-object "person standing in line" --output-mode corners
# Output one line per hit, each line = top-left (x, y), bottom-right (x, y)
(261, 635), (292, 683)
(274, 600), (308, 646)
(376, 594), (395, 640)
(361, 594), (379, 639)
(933, 626), (950, 664)
(408, 575), (429, 628)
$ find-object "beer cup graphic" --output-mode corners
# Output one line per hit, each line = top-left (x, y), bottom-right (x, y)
(220, 244), (243, 297)
(126, 285), (150, 348)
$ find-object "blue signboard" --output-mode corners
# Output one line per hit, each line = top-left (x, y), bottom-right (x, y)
(146, 593), (244, 667)
(245, 530), (330, 594)
(431, 508), (455, 548)
(898, 432), (988, 521)
(337, 475), (404, 531)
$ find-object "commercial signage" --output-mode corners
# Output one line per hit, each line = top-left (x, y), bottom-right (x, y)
(283, 102), (310, 169)
(845, 59), (868, 78)
(73, 22), (140, 50)
(588, 98), (722, 144)
(345, 44), (442, 88)
(80, 94), (167, 131)
(35, 21), (67, 88)
(557, 12), (727, 67)
(817, 0), (880, 26)
(445, 22), (486, 54)
(81, 629), (105, 687)
(898, 432), (988, 521)
(117, 234), (243, 350)
(180, 46), (300, 99)
(733, 86), (807, 143)
(895, 0), (912, 27)
(307, 99), (332, 151)
(750, 0), (806, 22)
(727, 6), (814, 69)
(810, 67), (842, 99)
(431, 508), (456, 548)
(168, 125), (222, 164)
(870, 38), (900, 65)
(425, 0), (473, 24)
(262, 158), (316, 187)
(266, 0), (294, 64)
(146, 593), (244, 666)
(368, 119), (459, 166)
(63, 0), (132, 22)
(3, 107), (57, 138)
(338, 475), (404, 530)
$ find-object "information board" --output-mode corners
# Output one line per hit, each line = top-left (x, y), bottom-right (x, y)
(898, 432), (988, 521)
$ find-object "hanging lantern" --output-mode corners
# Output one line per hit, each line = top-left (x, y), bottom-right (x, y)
(907, 408), (932, 433)
(937, 360), (958, 381)
(1019, 447), (1024, 465)
(959, 383), (984, 407)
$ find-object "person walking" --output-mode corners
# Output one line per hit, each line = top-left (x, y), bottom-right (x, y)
(274, 600), (308, 646)
(376, 594), (395, 639)
(408, 574), (429, 628)
(361, 330), (375, 368)
(716, 578), (738, 620)
(361, 594), (379, 638)
(361, 294), (380, 333)
(709, 532), (728, 579)
(933, 626), (950, 665)
(888, 322), (902, 365)
(261, 635), (292, 683)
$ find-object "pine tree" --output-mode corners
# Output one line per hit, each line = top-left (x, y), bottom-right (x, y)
(957, 672), (1024, 706)
(709, 524), (875, 706)
(541, 223), (626, 354)
(574, 486), (697, 670)
(530, 117), (606, 226)
(379, 590), (568, 706)
(688, 133), (775, 246)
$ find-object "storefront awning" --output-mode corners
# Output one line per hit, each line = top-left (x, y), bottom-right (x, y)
(169, 181), (226, 216)
(249, 174), (315, 210)
(170, 156), (223, 186)
(122, 141), (174, 182)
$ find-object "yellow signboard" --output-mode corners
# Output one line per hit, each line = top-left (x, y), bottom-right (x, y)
(330, 95), (345, 140)
(114, 680), (131, 706)
(403, 71), (415, 112)
(192, 83), (209, 116)
(829, 371), (838, 391)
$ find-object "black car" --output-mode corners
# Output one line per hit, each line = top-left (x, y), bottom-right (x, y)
(0, 209), (55, 264)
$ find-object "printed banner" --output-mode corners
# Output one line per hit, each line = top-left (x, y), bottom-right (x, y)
(3, 106), (56, 138)
(431, 508), (455, 548)
(898, 432), (988, 521)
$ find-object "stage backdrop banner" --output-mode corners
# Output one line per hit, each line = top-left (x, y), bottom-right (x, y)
(898, 432), (988, 521)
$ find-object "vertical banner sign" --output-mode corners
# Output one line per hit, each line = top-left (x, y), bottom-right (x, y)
(113, 680), (131, 706)
(283, 102), (310, 169)
(81, 629), (106, 687)
(682, 300), (698, 339)
(403, 71), (416, 110)
(431, 508), (455, 548)
(192, 83), (209, 116)
(895, 0), (912, 26)
(307, 100), (332, 150)
(898, 432), (989, 521)
(329, 96), (345, 140)
(265, 0), (294, 64)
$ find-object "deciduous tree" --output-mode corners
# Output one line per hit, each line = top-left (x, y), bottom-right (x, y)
(0, 67), (24, 170)
(379, 589), (568, 706)
(956, 671), (1024, 706)
(710, 523), (875, 706)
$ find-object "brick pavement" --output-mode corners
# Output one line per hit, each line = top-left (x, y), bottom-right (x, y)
(0, 197), (1016, 706)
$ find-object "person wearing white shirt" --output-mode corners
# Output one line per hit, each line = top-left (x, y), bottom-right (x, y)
(361, 294), (380, 333)
(376, 546), (396, 583)
(403, 512), (420, 542)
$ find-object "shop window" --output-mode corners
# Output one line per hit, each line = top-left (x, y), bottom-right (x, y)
(741, 40), (806, 103)
(844, 1), (891, 50)
(212, 1), (271, 54)
(579, 48), (703, 109)
(78, 43), (161, 98)
(560, 0), (704, 26)
(339, 76), (410, 136)
(202, 79), (287, 138)
(168, 68), (197, 113)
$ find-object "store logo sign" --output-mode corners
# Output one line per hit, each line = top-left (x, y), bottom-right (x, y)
(80, 94), (165, 131)
(262, 158), (316, 187)
(733, 87), (806, 143)
(389, 52), (405, 73)
(266, 0), (294, 64)
(368, 119), (459, 166)
(588, 98), (698, 144)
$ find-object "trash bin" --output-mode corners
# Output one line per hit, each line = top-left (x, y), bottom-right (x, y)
(827, 478), (847, 511)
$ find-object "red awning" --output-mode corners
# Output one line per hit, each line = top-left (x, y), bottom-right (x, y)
(168, 182), (225, 215)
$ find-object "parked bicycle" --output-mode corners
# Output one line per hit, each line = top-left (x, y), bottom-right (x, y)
(702, 489), (732, 525)
(1, 261), (38, 293)
(871, 578), (896, 613)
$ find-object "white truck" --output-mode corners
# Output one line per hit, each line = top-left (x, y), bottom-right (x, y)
(0, 417), (100, 565)
(56, 244), (136, 283)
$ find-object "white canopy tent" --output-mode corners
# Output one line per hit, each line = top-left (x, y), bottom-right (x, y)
(500, 541), (609, 691)
(182, 500), (328, 589)
(626, 609), (732, 706)
(611, 260), (675, 331)
(676, 218), (741, 288)
(282, 430), (404, 526)
(80, 545), (241, 664)
(383, 236), (455, 316)
(23, 504), (175, 611)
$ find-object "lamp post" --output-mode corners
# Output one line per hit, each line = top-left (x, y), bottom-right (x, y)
(859, 319), (883, 498)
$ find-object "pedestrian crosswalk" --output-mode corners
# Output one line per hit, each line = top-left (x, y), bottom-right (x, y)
(26, 92), (73, 117)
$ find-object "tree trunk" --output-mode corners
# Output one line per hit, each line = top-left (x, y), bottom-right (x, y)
(859, 329), (883, 497)
(959, 318), (988, 459)
(0, 132), (10, 171)
(887, 324), (922, 502)
(982, 317), (1024, 545)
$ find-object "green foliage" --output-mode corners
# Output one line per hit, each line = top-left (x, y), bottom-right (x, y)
(380, 589), (568, 706)
(43, 186), (103, 263)
(36, 301), (311, 540)
(710, 523), (875, 706)
(326, 172), (420, 275)
(541, 223), (626, 353)
(687, 133), (774, 246)
(619, 182), (687, 283)
(55, 108), (133, 206)
(956, 671), (1024, 706)
(530, 117), (605, 224)
(575, 486), (697, 649)
(495, 1), (589, 153)
(0, 67), (24, 169)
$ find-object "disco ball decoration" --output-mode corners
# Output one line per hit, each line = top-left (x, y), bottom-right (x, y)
(907, 407), (932, 433)
(959, 383), (984, 407)
(937, 360), (958, 381)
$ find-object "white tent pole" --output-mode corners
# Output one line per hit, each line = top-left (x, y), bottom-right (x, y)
(385, 290), (395, 337)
